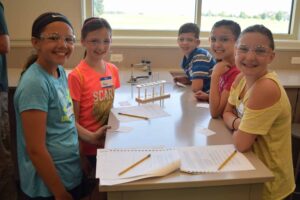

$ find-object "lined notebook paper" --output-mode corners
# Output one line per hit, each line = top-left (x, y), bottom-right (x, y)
(96, 145), (255, 185)
(179, 144), (255, 173)
(96, 148), (181, 185)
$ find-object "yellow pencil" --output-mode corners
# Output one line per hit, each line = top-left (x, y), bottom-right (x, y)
(118, 112), (149, 120)
(218, 150), (237, 171)
(118, 154), (151, 176)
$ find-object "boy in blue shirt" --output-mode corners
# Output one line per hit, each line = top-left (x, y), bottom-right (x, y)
(174, 23), (216, 93)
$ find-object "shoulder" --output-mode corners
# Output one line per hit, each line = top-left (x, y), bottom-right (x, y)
(75, 60), (88, 70)
(106, 62), (119, 71)
(195, 47), (207, 53)
(105, 62), (119, 80)
(231, 73), (244, 88)
(247, 77), (281, 110)
(215, 60), (230, 68)
(18, 69), (48, 95)
(68, 61), (87, 78)
(229, 65), (240, 73)
(226, 66), (240, 78)
(68, 68), (79, 79)
(195, 47), (209, 54)
(22, 64), (44, 81)
(67, 68), (83, 88)
(193, 48), (212, 57)
(253, 77), (280, 96)
(192, 51), (215, 67)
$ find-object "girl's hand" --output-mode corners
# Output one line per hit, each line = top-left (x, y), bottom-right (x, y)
(95, 125), (111, 135)
(90, 125), (111, 146)
(194, 90), (209, 101)
(212, 61), (231, 77)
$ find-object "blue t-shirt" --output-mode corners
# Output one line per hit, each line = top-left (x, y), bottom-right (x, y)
(14, 63), (82, 197)
(181, 48), (216, 92)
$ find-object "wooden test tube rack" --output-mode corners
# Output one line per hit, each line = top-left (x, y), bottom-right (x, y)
(135, 80), (170, 104)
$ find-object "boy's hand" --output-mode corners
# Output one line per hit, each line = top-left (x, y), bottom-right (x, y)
(212, 61), (231, 77)
(194, 90), (209, 101)
(173, 76), (191, 85)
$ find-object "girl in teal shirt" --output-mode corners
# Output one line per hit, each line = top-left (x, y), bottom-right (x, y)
(14, 12), (81, 200)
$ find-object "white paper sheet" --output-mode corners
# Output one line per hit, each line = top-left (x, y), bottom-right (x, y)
(118, 101), (132, 107)
(195, 126), (216, 136)
(179, 144), (255, 173)
(96, 148), (181, 185)
(111, 104), (170, 122)
(196, 102), (210, 108)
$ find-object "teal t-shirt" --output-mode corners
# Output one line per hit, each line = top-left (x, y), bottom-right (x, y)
(14, 63), (82, 197)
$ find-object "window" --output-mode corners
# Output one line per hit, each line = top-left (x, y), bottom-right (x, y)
(94, 0), (195, 31)
(201, 0), (294, 35)
(90, 0), (299, 40)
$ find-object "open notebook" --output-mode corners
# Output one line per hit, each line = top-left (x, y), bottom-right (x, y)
(96, 148), (180, 185)
(96, 144), (255, 185)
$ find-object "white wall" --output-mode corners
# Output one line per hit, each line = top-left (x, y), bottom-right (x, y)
(2, 0), (83, 41)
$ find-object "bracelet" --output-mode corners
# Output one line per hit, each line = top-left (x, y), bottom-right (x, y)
(232, 117), (239, 131)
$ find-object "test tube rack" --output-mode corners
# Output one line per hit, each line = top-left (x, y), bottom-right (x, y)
(135, 80), (170, 104)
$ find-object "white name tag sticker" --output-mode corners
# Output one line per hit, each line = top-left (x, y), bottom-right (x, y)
(100, 76), (113, 88)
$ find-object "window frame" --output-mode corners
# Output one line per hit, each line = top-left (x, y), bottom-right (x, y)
(84, 0), (300, 48)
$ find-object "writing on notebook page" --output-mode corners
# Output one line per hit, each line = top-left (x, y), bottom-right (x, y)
(96, 144), (255, 186)
(179, 144), (255, 173)
(96, 148), (180, 185)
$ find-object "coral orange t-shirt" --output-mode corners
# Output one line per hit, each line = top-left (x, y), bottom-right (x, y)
(68, 60), (120, 155)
